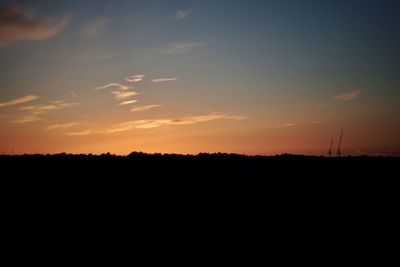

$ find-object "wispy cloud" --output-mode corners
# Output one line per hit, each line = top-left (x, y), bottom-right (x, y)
(332, 90), (361, 101)
(94, 83), (132, 91)
(66, 112), (247, 136)
(276, 123), (296, 128)
(19, 101), (78, 115)
(0, 95), (39, 108)
(135, 113), (247, 129)
(130, 104), (161, 112)
(19, 105), (36, 111)
(110, 91), (139, 101)
(81, 18), (108, 38)
(13, 115), (42, 124)
(15, 100), (78, 124)
(125, 74), (146, 83)
(0, 6), (71, 47)
(175, 9), (191, 20)
(152, 77), (177, 84)
(160, 42), (204, 54)
(46, 122), (80, 130)
(70, 91), (78, 98)
(67, 129), (97, 136)
(118, 100), (138, 106)
(275, 119), (321, 128)
(95, 81), (138, 103)
(111, 113), (247, 131)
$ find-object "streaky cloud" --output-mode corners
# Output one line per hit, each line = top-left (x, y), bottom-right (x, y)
(118, 100), (138, 106)
(0, 95), (39, 108)
(332, 90), (361, 101)
(130, 104), (161, 112)
(115, 113), (247, 130)
(12, 115), (41, 124)
(160, 42), (204, 54)
(46, 122), (80, 130)
(111, 91), (139, 101)
(15, 100), (78, 124)
(125, 74), (146, 83)
(19, 105), (36, 111)
(152, 77), (177, 83)
(66, 112), (247, 136)
(94, 83), (132, 91)
(67, 129), (98, 136)
(275, 119), (322, 128)
(51, 100), (65, 104)
(276, 123), (296, 128)
(20, 101), (78, 115)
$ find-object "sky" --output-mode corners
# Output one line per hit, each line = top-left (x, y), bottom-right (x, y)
(0, 0), (399, 156)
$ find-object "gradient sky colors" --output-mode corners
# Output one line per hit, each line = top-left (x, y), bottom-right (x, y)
(0, 0), (399, 156)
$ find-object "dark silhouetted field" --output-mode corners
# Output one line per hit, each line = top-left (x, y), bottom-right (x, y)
(1, 153), (398, 242)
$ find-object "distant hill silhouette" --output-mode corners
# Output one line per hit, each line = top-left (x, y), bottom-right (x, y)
(1, 152), (398, 242)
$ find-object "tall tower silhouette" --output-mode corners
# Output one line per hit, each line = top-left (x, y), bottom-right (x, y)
(337, 130), (344, 157)
(328, 137), (334, 157)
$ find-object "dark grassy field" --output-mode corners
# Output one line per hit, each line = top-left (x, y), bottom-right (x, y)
(1, 153), (398, 242)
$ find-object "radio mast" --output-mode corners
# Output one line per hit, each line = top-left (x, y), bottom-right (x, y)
(337, 130), (344, 157)
(328, 137), (334, 157)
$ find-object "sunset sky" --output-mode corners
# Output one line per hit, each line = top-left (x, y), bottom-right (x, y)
(0, 0), (399, 156)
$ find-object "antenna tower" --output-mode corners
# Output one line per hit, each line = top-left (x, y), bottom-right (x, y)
(328, 137), (334, 157)
(337, 130), (344, 157)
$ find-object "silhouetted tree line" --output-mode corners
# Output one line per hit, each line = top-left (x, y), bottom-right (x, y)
(0, 151), (397, 159)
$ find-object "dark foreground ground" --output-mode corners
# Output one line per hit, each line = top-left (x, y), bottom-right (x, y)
(1, 153), (398, 243)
